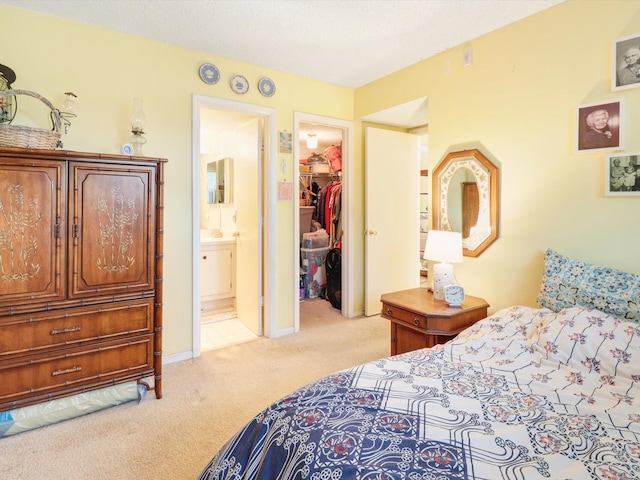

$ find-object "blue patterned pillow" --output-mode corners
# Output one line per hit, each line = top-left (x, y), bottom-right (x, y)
(536, 249), (640, 323)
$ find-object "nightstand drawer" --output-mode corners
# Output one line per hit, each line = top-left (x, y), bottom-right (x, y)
(382, 303), (428, 329)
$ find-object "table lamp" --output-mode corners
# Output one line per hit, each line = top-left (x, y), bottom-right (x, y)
(423, 230), (463, 300)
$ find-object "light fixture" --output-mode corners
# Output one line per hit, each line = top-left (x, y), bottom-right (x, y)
(58, 92), (78, 134)
(423, 230), (463, 300)
(129, 98), (147, 156)
(306, 132), (318, 149)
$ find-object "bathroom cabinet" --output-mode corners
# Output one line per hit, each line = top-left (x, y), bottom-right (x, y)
(201, 241), (236, 300)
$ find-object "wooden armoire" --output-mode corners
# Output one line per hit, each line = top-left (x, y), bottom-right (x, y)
(0, 147), (166, 410)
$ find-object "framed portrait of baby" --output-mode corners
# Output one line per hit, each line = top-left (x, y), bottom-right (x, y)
(576, 100), (624, 153)
(613, 32), (640, 91)
(605, 153), (640, 196)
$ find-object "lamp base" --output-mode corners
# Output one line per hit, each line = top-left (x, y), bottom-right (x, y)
(129, 133), (147, 157)
(432, 262), (455, 300)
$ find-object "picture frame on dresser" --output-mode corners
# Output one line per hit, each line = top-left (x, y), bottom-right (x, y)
(605, 152), (640, 196)
(612, 32), (640, 91)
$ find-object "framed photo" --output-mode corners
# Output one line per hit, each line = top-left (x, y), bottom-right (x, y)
(612, 32), (640, 91)
(605, 153), (640, 196)
(279, 131), (292, 153)
(576, 99), (623, 153)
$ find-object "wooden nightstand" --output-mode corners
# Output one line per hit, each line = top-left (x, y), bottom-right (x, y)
(380, 288), (489, 355)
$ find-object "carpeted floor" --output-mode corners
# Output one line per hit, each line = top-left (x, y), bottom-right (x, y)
(0, 299), (389, 480)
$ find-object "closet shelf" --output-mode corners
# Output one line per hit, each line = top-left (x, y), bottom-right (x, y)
(300, 172), (341, 178)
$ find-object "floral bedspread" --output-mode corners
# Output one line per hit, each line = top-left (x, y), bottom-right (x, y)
(198, 306), (640, 480)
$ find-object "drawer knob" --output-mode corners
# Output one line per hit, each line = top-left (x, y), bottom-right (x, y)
(52, 365), (82, 377)
(413, 317), (420, 326)
(386, 308), (392, 316)
(50, 326), (81, 335)
(202, 255), (207, 260)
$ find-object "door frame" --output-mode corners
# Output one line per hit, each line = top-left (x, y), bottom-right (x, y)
(293, 113), (355, 330)
(192, 95), (277, 357)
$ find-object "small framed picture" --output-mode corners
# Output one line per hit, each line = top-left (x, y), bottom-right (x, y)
(279, 131), (292, 154)
(576, 100), (623, 153)
(612, 32), (640, 91)
(606, 153), (640, 196)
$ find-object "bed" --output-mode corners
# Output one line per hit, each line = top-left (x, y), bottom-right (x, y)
(198, 250), (640, 480)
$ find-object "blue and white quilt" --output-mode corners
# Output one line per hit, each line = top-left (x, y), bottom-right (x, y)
(198, 306), (640, 479)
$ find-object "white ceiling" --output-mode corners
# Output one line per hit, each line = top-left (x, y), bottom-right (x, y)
(2, 0), (563, 89)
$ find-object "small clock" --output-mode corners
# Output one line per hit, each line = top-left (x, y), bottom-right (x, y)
(443, 284), (465, 307)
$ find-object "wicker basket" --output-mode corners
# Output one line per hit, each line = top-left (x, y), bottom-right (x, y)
(0, 89), (61, 149)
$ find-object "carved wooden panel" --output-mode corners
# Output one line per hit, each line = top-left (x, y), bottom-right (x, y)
(0, 159), (65, 307)
(69, 163), (155, 298)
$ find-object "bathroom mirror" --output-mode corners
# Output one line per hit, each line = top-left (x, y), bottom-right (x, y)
(206, 157), (233, 204)
(432, 149), (499, 257)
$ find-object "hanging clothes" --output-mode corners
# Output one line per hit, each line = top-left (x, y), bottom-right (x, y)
(316, 180), (342, 248)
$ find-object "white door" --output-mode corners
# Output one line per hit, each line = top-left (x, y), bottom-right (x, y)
(364, 127), (420, 316)
(232, 117), (263, 335)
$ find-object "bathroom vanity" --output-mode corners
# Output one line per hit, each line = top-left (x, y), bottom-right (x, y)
(200, 237), (236, 307)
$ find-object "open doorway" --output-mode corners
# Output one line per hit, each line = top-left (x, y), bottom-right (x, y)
(293, 113), (355, 331)
(192, 95), (277, 357)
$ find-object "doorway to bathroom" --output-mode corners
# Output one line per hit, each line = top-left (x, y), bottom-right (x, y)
(192, 95), (277, 356)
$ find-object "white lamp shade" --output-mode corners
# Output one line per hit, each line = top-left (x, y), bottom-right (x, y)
(423, 230), (463, 263)
(424, 230), (463, 300)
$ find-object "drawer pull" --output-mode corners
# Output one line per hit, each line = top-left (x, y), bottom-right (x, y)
(50, 326), (81, 335)
(52, 365), (82, 377)
(413, 317), (420, 326)
(386, 308), (392, 316)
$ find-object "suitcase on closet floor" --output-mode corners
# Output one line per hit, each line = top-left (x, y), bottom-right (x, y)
(324, 248), (341, 309)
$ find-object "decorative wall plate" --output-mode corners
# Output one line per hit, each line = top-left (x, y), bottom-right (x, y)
(258, 77), (276, 97)
(230, 74), (249, 94)
(199, 63), (220, 84)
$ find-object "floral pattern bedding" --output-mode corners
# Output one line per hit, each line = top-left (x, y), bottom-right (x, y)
(198, 306), (640, 480)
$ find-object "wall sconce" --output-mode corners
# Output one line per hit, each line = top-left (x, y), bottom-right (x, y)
(423, 230), (463, 300)
(306, 133), (318, 149)
(58, 92), (78, 134)
(129, 98), (147, 156)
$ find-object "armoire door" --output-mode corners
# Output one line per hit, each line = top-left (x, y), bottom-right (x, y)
(69, 162), (156, 298)
(0, 158), (66, 308)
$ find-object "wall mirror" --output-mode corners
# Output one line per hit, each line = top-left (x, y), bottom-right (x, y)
(432, 149), (499, 257)
(206, 157), (233, 204)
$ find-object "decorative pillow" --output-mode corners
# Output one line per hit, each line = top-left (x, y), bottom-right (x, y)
(536, 249), (640, 323)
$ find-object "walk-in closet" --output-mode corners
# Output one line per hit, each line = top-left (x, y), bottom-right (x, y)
(298, 123), (344, 313)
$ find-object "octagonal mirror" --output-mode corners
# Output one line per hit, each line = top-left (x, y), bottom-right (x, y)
(432, 149), (499, 257)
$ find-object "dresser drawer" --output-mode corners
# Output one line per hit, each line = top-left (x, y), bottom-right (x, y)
(0, 299), (154, 359)
(0, 336), (153, 405)
(381, 302), (428, 329)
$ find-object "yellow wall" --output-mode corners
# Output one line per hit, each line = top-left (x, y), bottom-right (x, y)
(1, 4), (353, 356)
(3, 0), (640, 356)
(356, 0), (640, 313)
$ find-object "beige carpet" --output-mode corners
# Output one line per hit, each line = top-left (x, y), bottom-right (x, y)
(0, 299), (389, 480)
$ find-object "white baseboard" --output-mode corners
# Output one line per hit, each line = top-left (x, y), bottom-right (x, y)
(162, 350), (194, 364)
